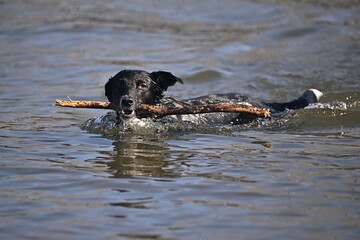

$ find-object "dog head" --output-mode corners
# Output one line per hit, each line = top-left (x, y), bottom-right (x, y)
(105, 70), (183, 120)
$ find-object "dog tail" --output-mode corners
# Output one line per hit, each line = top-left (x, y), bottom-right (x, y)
(264, 89), (323, 112)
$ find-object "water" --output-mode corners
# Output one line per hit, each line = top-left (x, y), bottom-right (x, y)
(1, 0), (359, 239)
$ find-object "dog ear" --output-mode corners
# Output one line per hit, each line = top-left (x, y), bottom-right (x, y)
(105, 76), (115, 102)
(150, 71), (183, 91)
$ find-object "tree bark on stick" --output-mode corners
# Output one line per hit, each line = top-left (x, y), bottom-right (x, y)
(55, 99), (270, 118)
(139, 104), (270, 118)
(55, 99), (115, 109)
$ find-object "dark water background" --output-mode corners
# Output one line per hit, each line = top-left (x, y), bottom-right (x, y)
(1, 0), (359, 239)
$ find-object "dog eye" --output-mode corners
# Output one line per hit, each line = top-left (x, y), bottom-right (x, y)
(137, 83), (148, 90)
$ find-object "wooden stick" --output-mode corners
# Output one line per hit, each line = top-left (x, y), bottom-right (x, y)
(55, 99), (115, 109)
(55, 99), (270, 118)
(139, 104), (270, 118)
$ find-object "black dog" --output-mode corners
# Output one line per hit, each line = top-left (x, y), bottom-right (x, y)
(105, 70), (323, 125)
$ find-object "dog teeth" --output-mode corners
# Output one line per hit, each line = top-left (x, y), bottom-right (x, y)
(121, 110), (135, 118)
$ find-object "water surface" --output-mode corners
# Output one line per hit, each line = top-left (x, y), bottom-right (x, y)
(1, 1), (359, 239)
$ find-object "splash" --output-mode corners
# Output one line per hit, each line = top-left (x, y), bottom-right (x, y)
(81, 99), (359, 137)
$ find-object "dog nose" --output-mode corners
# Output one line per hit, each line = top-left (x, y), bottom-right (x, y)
(121, 96), (134, 107)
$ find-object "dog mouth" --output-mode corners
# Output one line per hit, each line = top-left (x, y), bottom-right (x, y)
(120, 109), (137, 119)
